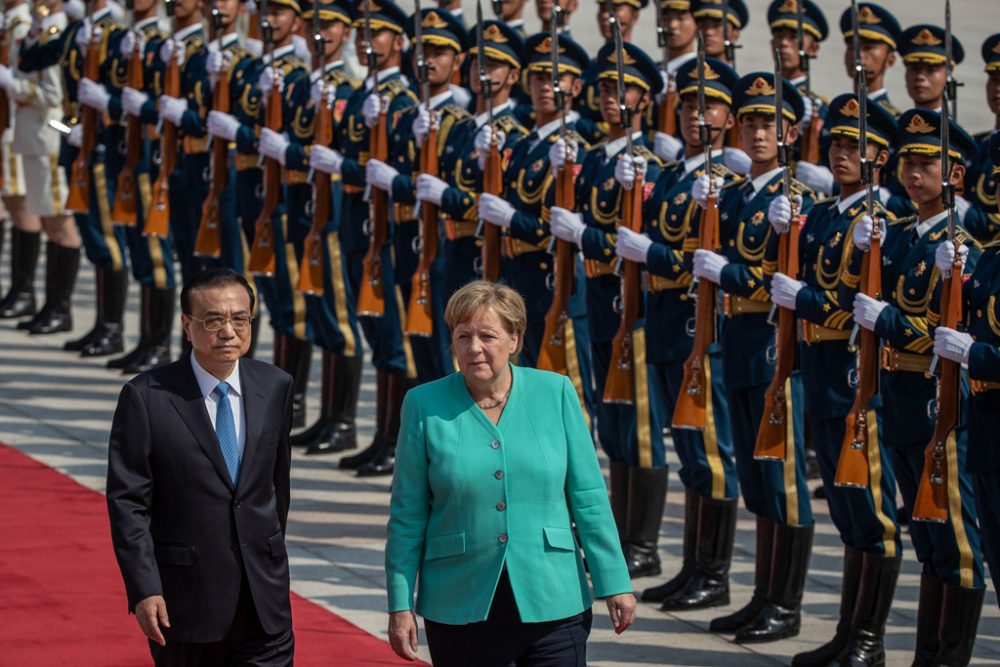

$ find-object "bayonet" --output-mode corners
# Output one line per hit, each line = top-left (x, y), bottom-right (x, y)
(551, 0), (565, 140)
(697, 32), (710, 178)
(363, 0), (376, 85)
(851, 0), (862, 95)
(655, 0), (668, 65)
(721, 0), (736, 67)
(612, 11), (632, 159)
(491, 0), (501, 18)
(795, 0), (812, 108)
(944, 0), (961, 120)
(476, 0), (492, 130)
(415, 0), (428, 108)
(774, 49), (789, 197)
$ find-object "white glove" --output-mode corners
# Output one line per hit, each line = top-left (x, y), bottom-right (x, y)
(767, 194), (803, 234)
(158, 38), (184, 67)
(259, 128), (289, 165)
(310, 144), (343, 174)
(549, 207), (586, 247)
(795, 161), (834, 194)
(206, 110), (240, 141)
(121, 86), (149, 117)
(722, 147), (752, 175)
(416, 173), (447, 205)
(67, 124), (83, 148)
(63, 0), (85, 20)
(74, 19), (92, 48)
(119, 30), (143, 58)
(615, 155), (647, 191)
(478, 193), (515, 229)
(207, 50), (227, 89)
(292, 33), (310, 63)
(934, 240), (969, 275)
(853, 293), (888, 331)
(692, 249), (728, 284)
(413, 106), (436, 144)
(475, 125), (506, 170)
(654, 131), (683, 163)
(692, 174), (724, 209)
(259, 65), (285, 97)
(934, 327), (973, 365)
(365, 158), (399, 191)
(800, 95), (814, 127)
(158, 94), (187, 126)
(0, 65), (14, 92)
(78, 78), (111, 112)
(771, 272), (803, 310)
(245, 0), (257, 14)
(310, 78), (326, 105)
(362, 94), (386, 128)
(852, 215), (887, 252)
(548, 137), (578, 170)
(615, 227), (652, 263)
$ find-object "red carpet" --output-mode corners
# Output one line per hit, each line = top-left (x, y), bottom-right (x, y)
(0, 444), (426, 666)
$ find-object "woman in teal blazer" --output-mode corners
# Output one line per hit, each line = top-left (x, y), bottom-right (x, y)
(385, 282), (636, 665)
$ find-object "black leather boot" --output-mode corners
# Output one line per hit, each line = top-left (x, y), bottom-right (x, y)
(913, 573), (945, 667)
(791, 546), (864, 666)
(293, 349), (335, 446)
(931, 584), (985, 667)
(81, 267), (126, 356)
(357, 372), (407, 477)
(622, 466), (668, 578)
(63, 267), (107, 350)
(608, 461), (630, 543)
(291, 338), (313, 428)
(123, 287), (174, 373)
(735, 522), (814, 643)
(272, 332), (290, 374)
(643, 488), (700, 603)
(0, 228), (39, 319)
(109, 284), (150, 369)
(339, 368), (387, 468)
(836, 551), (901, 667)
(710, 515), (774, 633)
(661, 496), (737, 611)
(307, 354), (363, 454)
(25, 243), (78, 335)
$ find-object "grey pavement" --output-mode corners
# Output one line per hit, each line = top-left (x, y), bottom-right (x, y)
(1, 242), (999, 666)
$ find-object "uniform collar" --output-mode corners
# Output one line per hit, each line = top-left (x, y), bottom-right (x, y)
(428, 89), (453, 110)
(750, 167), (784, 194)
(264, 43), (296, 65)
(534, 116), (563, 143)
(915, 210), (948, 238)
(683, 149), (723, 176)
(92, 6), (111, 22)
(174, 22), (202, 42)
(220, 32), (240, 49)
(507, 18), (524, 30)
(365, 66), (401, 90)
(790, 74), (807, 87)
(836, 189), (866, 214)
(869, 88), (888, 100)
(312, 59), (344, 81)
(604, 131), (644, 159)
(667, 51), (696, 76)
(474, 100), (513, 128)
(190, 351), (242, 400)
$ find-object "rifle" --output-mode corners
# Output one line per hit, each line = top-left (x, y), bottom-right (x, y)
(356, 0), (388, 314)
(405, 0), (439, 335)
(537, 0), (576, 374)
(721, 0), (740, 148)
(111, 0), (141, 226)
(673, 32), (719, 431)
(795, 0), (820, 164)
(66, 0), (99, 213)
(476, 0), (501, 282)
(194, 0), (228, 257)
(0, 0), (10, 192)
(753, 55), (800, 462)
(296, 2), (330, 293)
(836, 0), (880, 488)
(143, 0), (179, 237)
(603, 12), (643, 405)
(913, 0), (959, 524)
(654, 0), (676, 138)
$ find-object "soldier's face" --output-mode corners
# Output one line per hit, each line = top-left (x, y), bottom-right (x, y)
(987, 71), (1000, 116)
(771, 27), (819, 74)
(696, 17), (739, 61)
(419, 44), (462, 87)
(597, 5), (638, 41)
(320, 21), (349, 57)
(843, 38), (895, 84)
(356, 28), (402, 67)
(537, 0), (576, 24)
(598, 80), (647, 125)
(905, 62), (947, 106)
(528, 71), (579, 115)
(470, 60), (517, 97)
(135, 0), (158, 14)
(663, 9), (696, 51)
(829, 137), (886, 185)
(679, 95), (733, 148)
(501, 0), (528, 20)
(739, 112), (797, 164)
(901, 154), (964, 205)
(175, 0), (201, 20)
(208, 0), (242, 27)
(266, 7), (298, 43)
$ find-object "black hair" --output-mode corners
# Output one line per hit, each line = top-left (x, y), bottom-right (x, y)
(180, 268), (255, 315)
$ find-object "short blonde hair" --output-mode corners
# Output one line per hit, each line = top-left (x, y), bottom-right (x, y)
(445, 281), (527, 356)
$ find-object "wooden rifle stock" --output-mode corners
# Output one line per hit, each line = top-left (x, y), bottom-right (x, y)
(247, 78), (283, 275)
(112, 33), (144, 227)
(296, 84), (332, 294)
(912, 259), (962, 523)
(357, 104), (388, 315)
(835, 231), (882, 487)
(658, 88), (676, 137)
(480, 137), (502, 281)
(673, 193), (720, 430)
(144, 41), (181, 238)
(194, 56), (231, 257)
(405, 123), (439, 336)
(603, 172), (644, 405)
(66, 31), (101, 213)
(799, 116), (821, 165)
(753, 210), (801, 461)
(537, 158), (577, 373)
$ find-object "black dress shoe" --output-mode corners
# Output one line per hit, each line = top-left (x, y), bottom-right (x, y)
(0, 291), (35, 319)
(625, 546), (662, 579)
(305, 424), (358, 455)
(661, 572), (730, 611)
(734, 603), (801, 643)
(27, 304), (72, 334)
(356, 450), (394, 477)
(123, 344), (171, 374)
(63, 325), (98, 350)
(81, 324), (124, 357)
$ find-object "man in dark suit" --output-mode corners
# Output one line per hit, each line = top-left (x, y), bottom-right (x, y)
(107, 267), (295, 665)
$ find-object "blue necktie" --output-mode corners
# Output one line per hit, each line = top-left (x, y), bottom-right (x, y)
(214, 382), (241, 485)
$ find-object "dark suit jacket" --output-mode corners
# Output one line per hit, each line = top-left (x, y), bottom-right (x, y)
(107, 356), (295, 643)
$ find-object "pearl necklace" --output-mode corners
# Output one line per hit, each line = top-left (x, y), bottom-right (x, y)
(477, 385), (512, 410)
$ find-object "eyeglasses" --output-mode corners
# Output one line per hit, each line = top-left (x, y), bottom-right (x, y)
(187, 314), (254, 332)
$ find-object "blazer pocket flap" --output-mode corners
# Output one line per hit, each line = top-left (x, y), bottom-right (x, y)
(543, 526), (576, 552)
(424, 532), (466, 560)
(154, 543), (197, 566)
(268, 531), (287, 557)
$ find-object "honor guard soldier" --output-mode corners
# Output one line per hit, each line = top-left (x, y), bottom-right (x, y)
(846, 108), (986, 664)
(109, 4), (177, 373)
(498, 0), (528, 37)
(626, 56), (741, 605)
(690, 71), (817, 643)
(0, 0), (82, 335)
(284, 0), (365, 456)
(691, 0), (746, 66)
(308, 0), (417, 475)
(413, 18), (526, 298)
(649, 0), (696, 165)
(839, 3), (901, 119)
(932, 131), (1000, 613)
(965, 34), (1000, 243)
(548, 38), (664, 576)
(770, 94), (902, 665)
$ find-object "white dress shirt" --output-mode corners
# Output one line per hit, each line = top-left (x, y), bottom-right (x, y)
(190, 352), (246, 455)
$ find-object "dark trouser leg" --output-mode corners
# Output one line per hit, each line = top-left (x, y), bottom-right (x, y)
(642, 487), (699, 603)
(710, 515), (774, 633)
(339, 367), (387, 468)
(306, 354), (362, 455)
(25, 242), (78, 335)
(791, 546), (863, 666)
(124, 286), (174, 373)
(837, 551), (901, 666)
(287, 338), (313, 429)
(357, 371), (406, 477)
(81, 266), (126, 356)
(662, 495), (738, 611)
(109, 284), (151, 369)
(292, 348), (335, 446)
(913, 572), (945, 667)
(623, 466), (668, 579)
(0, 228), (39, 318)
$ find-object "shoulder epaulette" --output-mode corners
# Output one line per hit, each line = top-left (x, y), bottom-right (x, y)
(279, 56), (306, 77)
(789, 177), (815, 199)
(892, 214), (918, 227)
(983, 239), (1000, 249)
(876, 97), (901, 118)
(633, 144), (661, 167)
(494, 113), (526, 136)
(710, 161), (737, 179)
(380, 77), (408, 96)
(564, 128), (587, 148)
(440, 103), (470, 121)
(721, 174), (746, 189)
(954, 226), (981, 249)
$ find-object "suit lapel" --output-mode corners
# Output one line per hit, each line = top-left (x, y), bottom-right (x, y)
(237, 361), (266, 491)
(166, 359), (235, 492)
